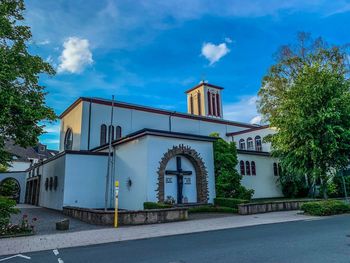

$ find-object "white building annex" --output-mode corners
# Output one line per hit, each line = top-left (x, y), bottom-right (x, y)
(25, 82), (283, 211)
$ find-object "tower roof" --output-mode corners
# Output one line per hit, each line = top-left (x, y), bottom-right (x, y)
(185, 82), (224, 94)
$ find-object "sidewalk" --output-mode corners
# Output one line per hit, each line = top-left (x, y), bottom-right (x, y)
(0, 211), (321, 256)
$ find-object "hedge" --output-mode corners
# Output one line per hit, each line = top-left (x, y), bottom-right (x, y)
(143, 202), (172, 210)
(214, 198), (249, 209)
(301, 200), (350, 216)
(188, 205), (237, 213)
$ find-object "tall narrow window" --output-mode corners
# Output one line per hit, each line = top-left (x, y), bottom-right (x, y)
(116, 126), (122, 140)
(108, 125), (115, 142)
(212, 93), (217, 116)
(100, 124), (107, 145)
(239, 139), (246, 150)
(247, 137), (253, 150)
(64, 128), (73, 150)
(255, 136), (262, 151)
(207, 90), (212, 115)
(190, 95), (194, 114)
(216, 93), (220, 117)
(240, 160), (245, 175)
(246, 161), (251, 175)
(273, 163), (278, 176)
(251, 161), (256, 176)
(197, 92), (201, 115)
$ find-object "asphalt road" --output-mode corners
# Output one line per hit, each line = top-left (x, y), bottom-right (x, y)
(2, 214), (350, 263)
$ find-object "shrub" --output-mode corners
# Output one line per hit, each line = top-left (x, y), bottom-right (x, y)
(301, 200), (350, 216)
(188, 205), (237, 213)
(214, 197), (249, 208)
(0, 196), (19, 229)
(143, 202), (172, 210)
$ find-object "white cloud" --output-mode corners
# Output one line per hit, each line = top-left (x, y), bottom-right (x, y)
(58, 37), (93, 74)
(223, 95), (260, 123)
(43, 123), (60, 133)
(38, 39), (50, 45)
(201, 42), (230, 65)
(224, 37), (233, 43)
(250, 115), (262, 124)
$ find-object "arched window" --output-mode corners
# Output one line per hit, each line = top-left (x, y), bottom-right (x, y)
(212, 93), (217, 116)
(116, 126), (122, 140)
(207, 90), (212, 115)
(190, 95), (194, 114)
(246, 161), (251, 175)
(197, 92), (201, 115)
(108, 125), (115, 142)
(239, 139), (246, 150)
(240, 160), (245, 175)
(100, 124), (107, 145)
(255, 136), (262, 151)
(216, 93), (220, 117)
(64, 128), (73, 150)
(247, 137), (253, 150)
(251, 161), (256, 176)
(273, 163), (278, 176)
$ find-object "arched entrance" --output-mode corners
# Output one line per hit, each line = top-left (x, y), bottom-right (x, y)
(157, 144), (209, 204)
(0, 177), (21, 203)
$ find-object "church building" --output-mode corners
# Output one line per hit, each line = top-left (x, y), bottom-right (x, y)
(24, 82), (282, 210)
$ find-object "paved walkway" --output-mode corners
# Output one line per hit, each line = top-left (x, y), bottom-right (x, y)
(0, 210), (322, 256)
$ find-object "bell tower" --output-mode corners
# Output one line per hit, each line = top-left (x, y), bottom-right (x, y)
(185, 81), (223, 119)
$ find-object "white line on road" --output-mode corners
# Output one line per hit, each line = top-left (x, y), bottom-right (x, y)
(58, 258), (64, 263)
(53, 249), (59, 256)
(0, 254), (31, 261)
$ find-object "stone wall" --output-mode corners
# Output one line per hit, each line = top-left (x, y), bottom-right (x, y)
(238, 199), (320, 215)
(63, 206), (188, 225)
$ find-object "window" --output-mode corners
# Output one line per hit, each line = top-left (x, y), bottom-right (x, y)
(49, 177), (53, 191)
(240, 160), (245, 175)
(108, 125), (115, 142)
(197, 92), (201, 115)
(207, 90), (212, 115)
(116, 126), (122, 140)
(190, 95), (194, 114)
(273, 163), (278, 176)
(216, 93), (220, 117)
(247, 137), (253, 150)
(255, 136), (262, 151)
(100, 124), (107, 145)
(239, 139), (245, 150)
(246, 161), (251, 175)
(64, 128), (73, 150)
(251, 161), (256, 176)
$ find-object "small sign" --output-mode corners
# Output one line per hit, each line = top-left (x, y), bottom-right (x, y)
(184, 177), (191, 184)
(166, 177), (173, 183)
(114, 180), (119, 228)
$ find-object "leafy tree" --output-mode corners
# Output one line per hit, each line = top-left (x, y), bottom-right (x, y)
(0, 0), (56, 166)
(210, 133), (254, 200)
(0, 165), (8, 173)
(257, 33), (350, 198)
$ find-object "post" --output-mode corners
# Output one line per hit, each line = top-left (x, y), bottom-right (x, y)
(114, 180), (119, 228)
(340, 170), (349, 203)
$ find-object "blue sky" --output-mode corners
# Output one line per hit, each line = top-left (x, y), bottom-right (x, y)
(25, 0), (350, 150)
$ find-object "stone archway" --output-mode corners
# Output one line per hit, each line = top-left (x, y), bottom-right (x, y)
(157, 144), (209, 203)
(0, 177), (21, 203)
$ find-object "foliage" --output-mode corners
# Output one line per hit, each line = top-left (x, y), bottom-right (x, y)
(0, 196), (19, 229)
(0, 165), (8, 173)
(0, 179), (19, 198)
(143, 202), (172, 210)
(278, 172), (309, 198)
(214, 197), (249, 208)
(188, 205), (237, 213)
(257, 33), (350, 198)
(0, 213), (37, 237)
(327, 174), (350, 198)
(0, 0), (56, 166)
(210, 133), (254, 200)
(301, 200), (350, 216)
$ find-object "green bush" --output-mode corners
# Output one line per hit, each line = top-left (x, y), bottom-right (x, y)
(214, 197), (249, 208)
(301, 200), (350, 216)
(0, 196), (19, 229)
(188, 205), (237, 213)
(143, 202), (172, 210)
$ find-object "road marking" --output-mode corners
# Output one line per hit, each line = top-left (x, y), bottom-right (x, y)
(0, 254), (31, 261)
(53, 249), (59, 256)
(58, 258), (64, 263)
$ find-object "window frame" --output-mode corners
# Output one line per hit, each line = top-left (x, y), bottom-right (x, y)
(246, 161), (251, 175)
(239, 139), (246, 150)
(247, 137), (254, 150)
(240, 160), (245, 175)
(255, 135), (262, 151)
(251, 161), (256, 176)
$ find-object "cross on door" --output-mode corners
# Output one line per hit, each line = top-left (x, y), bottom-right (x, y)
(165, 156), (192, 204)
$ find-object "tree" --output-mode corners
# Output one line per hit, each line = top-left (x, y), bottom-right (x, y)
(257, 33), (350, 198)
(0, 0), (56, 166)
(210, 133), (254, 200)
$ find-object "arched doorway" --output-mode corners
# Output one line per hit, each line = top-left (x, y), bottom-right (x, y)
(0, 177), (21, 203)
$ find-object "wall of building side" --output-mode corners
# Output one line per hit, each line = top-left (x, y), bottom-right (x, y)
(146, 136), (216, 204)
(63, 154), (108, 209)
(203, 86), (223, 118)
(114, 137), (149, 210)
(187, 85), (205, 116)
(60, 101), (83, 151)
(232, 128), (276, 152)
(0, 172), (27, 203)
(37, 155), (66, 210)
(7, 161), (31, 172)
(238, 154), (283, 199)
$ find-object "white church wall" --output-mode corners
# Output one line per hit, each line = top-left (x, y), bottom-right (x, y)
(38, 155), (66, 210)
(238, 154), (283, 199)
(114, 137), (149, 210)
(146, 136), (216, 204)
(63, 154), (108, 209)
(7, 161), (31, 172)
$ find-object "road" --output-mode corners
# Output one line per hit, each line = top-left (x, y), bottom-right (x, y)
(1, 214), (350, 263)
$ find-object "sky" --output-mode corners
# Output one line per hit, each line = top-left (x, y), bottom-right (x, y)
(24, 0), (350, 150)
